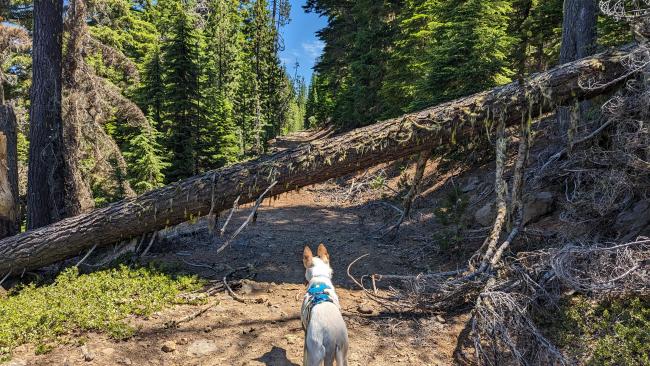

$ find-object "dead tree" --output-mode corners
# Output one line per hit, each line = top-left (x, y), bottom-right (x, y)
(0, 44), (637, 273)
(0, 105), (18, 239)
(60, 0), (139, 215)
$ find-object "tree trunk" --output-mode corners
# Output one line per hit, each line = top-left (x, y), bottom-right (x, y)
(0, 45), (635, 273)
(556, 0), (598, 137)
(0, 105), (18, 239)
(61, 0), (96, 216)
(27, 0), (66, 229)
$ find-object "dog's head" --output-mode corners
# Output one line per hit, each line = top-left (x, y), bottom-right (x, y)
(303, 243), (333, 282)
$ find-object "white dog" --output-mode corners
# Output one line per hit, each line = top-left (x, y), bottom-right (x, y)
(301, 244), (349, 366)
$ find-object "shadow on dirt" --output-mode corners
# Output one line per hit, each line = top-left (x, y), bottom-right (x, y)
(254, 346), (300, 366)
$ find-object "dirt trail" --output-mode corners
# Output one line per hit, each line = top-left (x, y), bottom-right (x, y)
(7, 131), (476, 366)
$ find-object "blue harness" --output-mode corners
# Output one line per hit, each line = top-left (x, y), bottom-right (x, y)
(301, 282), (335, 331)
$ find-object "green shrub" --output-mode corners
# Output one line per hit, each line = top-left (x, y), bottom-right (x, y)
(545, 295), (650, 366)
(0, 265), (203, 361)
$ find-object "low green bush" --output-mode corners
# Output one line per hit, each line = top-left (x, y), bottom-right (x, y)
(544, 295), (650, 366)
(0, 265), (203, 361)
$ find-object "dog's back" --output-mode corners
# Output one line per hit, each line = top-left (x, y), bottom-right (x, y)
(302, 244), (349, 366)
(304, 302), (348, 366)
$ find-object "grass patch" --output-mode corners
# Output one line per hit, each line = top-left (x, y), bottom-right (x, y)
(542, 295), (650, 366)
(0, 265), (204, 361)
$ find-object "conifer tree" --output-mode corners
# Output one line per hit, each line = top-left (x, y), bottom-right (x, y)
(121, 116), (168, 193)
(200, 0), (244, 167)
(380, 0), (440, 117)
(139, 45), (165, 129)
(239, 0), (275, 154)
(160, 0), (203, 181)
(304, 72), (334, 127)
(423, 0), (515, 105)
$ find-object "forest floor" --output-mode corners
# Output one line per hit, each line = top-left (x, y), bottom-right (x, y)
(6, 131), (500, 366)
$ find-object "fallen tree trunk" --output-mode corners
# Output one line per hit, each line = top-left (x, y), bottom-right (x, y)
(0, 46), (636, 273)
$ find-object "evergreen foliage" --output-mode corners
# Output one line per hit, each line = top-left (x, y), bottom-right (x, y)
(56, 0), (304, 187)
(158, 0), (203, 181)
(2, 0), (633, 199)
(304, 0), (629, 129)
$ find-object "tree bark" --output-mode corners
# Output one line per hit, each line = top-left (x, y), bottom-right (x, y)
(61, 0), (96, 216)
(27, 0), (66, 229)
(556, 0), (598, 137)
(0, 105), (18, 239)
(0, 45), (636, 273)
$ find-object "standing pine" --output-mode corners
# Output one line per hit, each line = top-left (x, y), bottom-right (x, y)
(159, 0), (202, 181)
(139, 46), (165, 131)
(239, 0), (274, 154)
(424, 0), (515, 105)
(200, 0), (243, 168)
(122, 116), (168, 193)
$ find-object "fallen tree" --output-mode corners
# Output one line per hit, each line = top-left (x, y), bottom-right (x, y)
(0, 45), (638, 273)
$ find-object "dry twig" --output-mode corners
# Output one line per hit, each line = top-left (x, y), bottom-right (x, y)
(216, 181), (277, 254)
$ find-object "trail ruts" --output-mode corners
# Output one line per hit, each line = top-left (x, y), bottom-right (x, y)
(0, 45), (636, 273)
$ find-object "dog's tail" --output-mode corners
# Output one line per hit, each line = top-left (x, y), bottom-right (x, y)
(335, 343), (348, 366)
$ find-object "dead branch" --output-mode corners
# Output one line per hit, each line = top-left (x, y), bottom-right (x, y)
(140, 231), (158, 258)
(166, 299), (219, 328)
(166, 265), (255, 327)
(220, 195), (240, 236)
(216, 181), (277, 254)
(353, 238), (649, 365)
(489, 108), (533, 269)
(0, 269), (10, 287)
(383, 152), (431, 237)
(346, 254), (409, 310)
(223, 266), (265, 304)
(471, 112), (509, 272)
(75, 244), (97, 267)
(551, 237), (650, 295)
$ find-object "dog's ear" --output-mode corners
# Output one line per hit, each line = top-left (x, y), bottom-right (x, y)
(317, 243), (330, 264)
(303, 246), (314, 268)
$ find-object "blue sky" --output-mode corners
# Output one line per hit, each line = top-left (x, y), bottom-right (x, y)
(279, 0), (327, 85)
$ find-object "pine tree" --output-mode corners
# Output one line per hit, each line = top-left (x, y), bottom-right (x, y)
(27, 0), (66, 228)
(305, 0), (356, 124)
(159, 0), (203, 181)
(265, 0), (292, 140)
(423, 0), (515, 105)
(521, 0), (563, 72)
(79, 0), (168, 195)
(121, 115), (168, 193)
(200, 0), (244, 167)
(380, 0), (440, 117)
(304, 72), (334, 127)
(281, 75), (307, 134)
(305, 75), (319, 128)
(239, 0), (275, 154)
(139, 45), (165, 129)
(85, 0), (159, 91)
(204, 0), (244, 101)
(295, 76), (308, 130)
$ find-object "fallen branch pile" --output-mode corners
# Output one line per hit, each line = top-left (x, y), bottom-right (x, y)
(351, 238), (650, 364)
